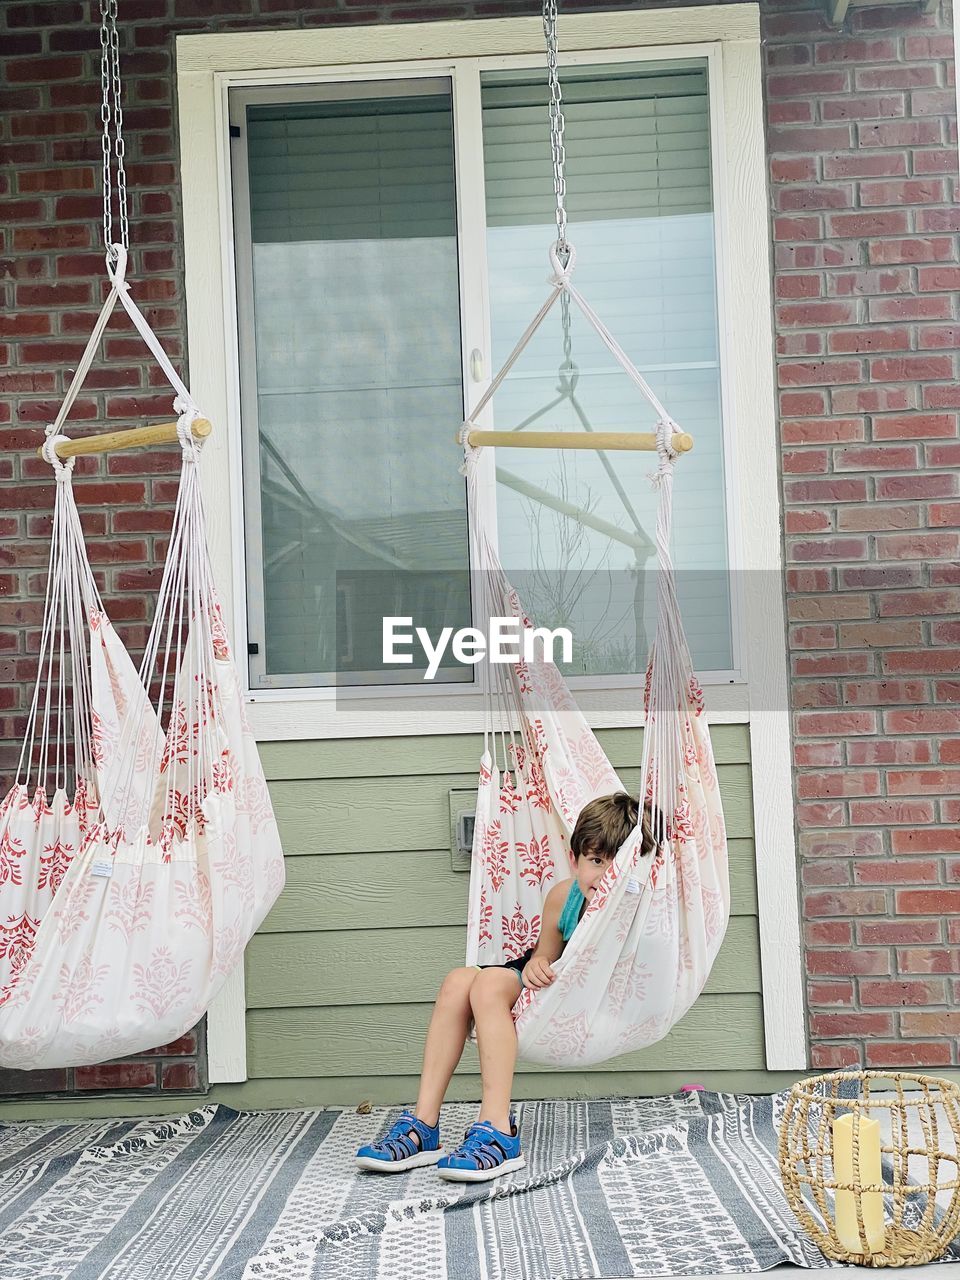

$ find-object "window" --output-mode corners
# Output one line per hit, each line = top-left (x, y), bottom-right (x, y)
(233, 81), (470, 688)
(481, 64), (732, 679)
(231, 55), (737, 693)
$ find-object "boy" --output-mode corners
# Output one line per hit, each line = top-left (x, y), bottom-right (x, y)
(355, 791), (654, 1182)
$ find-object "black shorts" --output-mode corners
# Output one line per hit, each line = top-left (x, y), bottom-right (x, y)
(475, 948), (533, 986)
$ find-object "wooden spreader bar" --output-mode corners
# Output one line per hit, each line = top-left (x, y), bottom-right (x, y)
(458, 428), (694, 453)
(38, 417), (212, 460)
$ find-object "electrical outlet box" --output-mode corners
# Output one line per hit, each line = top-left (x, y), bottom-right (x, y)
(448, 789), (476, 873)
(458, 812), (475, 854)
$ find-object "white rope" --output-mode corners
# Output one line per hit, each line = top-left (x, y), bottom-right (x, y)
(106, 247), (196, 410)
(458, 242), (676, 474)
(458, 234), (691, 855)
(18, 445), (104, 794)
(48, 246), (198, 445)
(102, 405), (216, 840)
(25, 242), (208, 827)
(48, 262), (127, 437)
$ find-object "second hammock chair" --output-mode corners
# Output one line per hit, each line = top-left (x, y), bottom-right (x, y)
(456, 0), (729, 1068)
(0, 246), (285, 1070)
(460, 243), (730, 1069)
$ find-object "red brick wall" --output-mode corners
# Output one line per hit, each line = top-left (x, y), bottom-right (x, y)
(0, 1026), (205, 1099)
(765, 0), (960, 1072)
(0, 0), (958, 1097)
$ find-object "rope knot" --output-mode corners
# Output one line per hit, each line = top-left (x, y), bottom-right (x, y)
(457, 425), (481, 477)
(547, 240), (576, 290)
(656, 418), (680, 465)
(648, 419), (679, 489)
(41, 433), (76, 482)
(556, 362), (579, 395)
(104, 243), (130, 293)
(176, 408), (201, 462)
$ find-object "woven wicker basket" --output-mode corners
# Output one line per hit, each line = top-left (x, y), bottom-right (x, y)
(779, 1070), (960, 1267)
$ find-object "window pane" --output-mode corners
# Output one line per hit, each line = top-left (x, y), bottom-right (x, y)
(481, 62), (734, 676)
(238, 83), (470, 688)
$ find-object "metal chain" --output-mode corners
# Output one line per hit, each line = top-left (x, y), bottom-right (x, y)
(99, 0), (129, 262)
(560, 286), (573, 372)
(542, 0), (568, 259)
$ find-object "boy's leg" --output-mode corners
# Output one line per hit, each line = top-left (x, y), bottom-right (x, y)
(469, 967), (522, 1134)
(434, 969), (524, 1182)
(356, 966), (479, 1173)
(413, 966), (479, 1127)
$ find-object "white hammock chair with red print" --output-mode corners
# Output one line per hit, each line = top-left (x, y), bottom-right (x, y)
(460, 244), (730, 1069)
(0, 246), (285, 1070)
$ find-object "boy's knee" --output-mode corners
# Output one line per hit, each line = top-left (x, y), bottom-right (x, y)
(469, 967), (517, 1011)
(438, 966), (478, 1003)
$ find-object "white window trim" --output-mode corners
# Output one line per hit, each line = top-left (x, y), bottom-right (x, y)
(230, 53), (746, 707)
(176, 7), (806, 1083)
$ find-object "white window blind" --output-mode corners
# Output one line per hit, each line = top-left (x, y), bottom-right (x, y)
(248, 94), (458, 242)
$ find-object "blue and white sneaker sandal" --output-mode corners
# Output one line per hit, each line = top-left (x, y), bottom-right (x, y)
(436, 1115), (525, 1182)
(355, 1109), (443, 1172)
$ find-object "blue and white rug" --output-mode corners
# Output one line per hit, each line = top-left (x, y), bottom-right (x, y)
(0, 1091), (957, 1278)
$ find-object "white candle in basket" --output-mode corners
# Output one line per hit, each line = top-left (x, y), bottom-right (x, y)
(833, 1110), (886, 1254)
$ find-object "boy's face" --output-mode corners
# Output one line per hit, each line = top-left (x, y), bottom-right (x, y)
(575, 846), (615, 899)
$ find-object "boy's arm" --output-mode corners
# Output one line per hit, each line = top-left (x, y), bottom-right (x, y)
(529, 880), (569, 963)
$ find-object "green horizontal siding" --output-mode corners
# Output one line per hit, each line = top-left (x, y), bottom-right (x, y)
(245, 917), (761, 1007)
(258, 724), (751, 779)
(248, 994), (766, 1078)
(256, 837), (758, 934)
(240, 723), (766, 1103)
(269, 763), (752, 855)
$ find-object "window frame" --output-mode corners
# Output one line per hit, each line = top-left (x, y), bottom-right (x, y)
(177, 7), (806, 1082)
(231, 53), (742, 699)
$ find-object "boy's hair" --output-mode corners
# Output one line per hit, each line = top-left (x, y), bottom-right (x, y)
(571, 792), (657, 861)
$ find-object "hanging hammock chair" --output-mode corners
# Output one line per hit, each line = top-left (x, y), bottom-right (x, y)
(459, 253), (730, 1059)
(0, 246), (286, 1070)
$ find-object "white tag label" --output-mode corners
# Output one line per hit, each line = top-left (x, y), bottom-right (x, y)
(626, 878), (641, 895)
(91, 860), (114, 879)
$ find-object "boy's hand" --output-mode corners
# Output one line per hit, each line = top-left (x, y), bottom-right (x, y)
(522, 956), (556, 989)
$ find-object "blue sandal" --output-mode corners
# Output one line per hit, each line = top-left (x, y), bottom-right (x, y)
(355, 1109), (443, 1172)
(437, 1115), (525, 1182)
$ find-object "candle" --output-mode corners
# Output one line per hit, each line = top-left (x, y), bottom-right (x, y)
(832, 1110), (886, 1255)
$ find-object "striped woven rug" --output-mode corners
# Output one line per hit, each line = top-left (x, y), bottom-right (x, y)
(1, 1090), (957, 1278)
